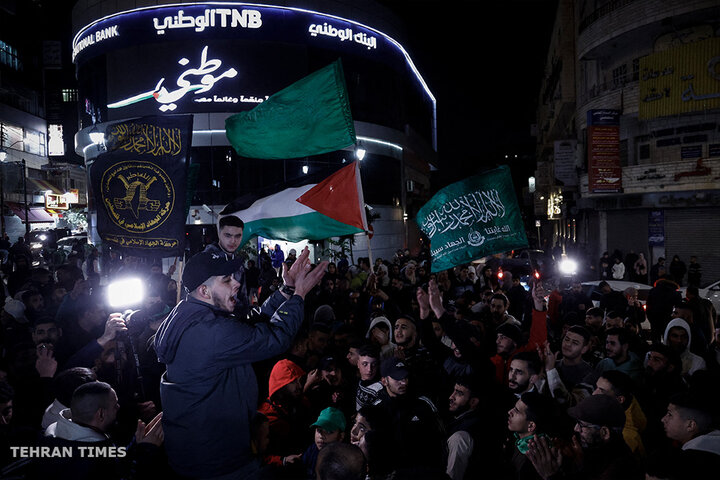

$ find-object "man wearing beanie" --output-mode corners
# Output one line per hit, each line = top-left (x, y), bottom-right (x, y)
(155, 247), (326, 479)
(490, 282), (548, 385)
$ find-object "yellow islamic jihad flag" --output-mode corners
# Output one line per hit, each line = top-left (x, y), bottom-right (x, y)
(89, 115), (193, 256)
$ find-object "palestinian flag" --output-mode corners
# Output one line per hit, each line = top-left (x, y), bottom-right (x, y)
(222, 162), (367, 243)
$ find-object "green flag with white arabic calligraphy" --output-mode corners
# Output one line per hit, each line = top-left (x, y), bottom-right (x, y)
(416, 165), (529, 273)
(225, 59), (356, 159)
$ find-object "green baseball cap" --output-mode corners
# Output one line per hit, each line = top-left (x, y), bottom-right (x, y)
(311, 407), (346, 432)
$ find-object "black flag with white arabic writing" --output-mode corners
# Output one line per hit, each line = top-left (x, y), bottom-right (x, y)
(89, 115), (192, 257)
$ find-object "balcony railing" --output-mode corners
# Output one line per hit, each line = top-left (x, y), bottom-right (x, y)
(578, 0), (637, 34)
(578, 75), (639, 105)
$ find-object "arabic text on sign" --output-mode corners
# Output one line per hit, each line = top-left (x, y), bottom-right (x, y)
(153, 9), (262, 35)
(308, 23), (378, 50)
(107, 46), (238, 113)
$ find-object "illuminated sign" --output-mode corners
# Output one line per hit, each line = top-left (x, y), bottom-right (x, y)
(48, 124), (65, 156)
(73, 25), (120, 61)
(587, 110), (622, 193)
(71, 3), (433, 104)
(547, 191), (563, 220)
(46, 193), (69, 210)
(74, 2), (436, 145)
(308, 22), (377, 49)
(107, 46), (242, 112)
(152, 7), (262, 35)
(73, 4), (387, 65)
(66, 189), (80, 203)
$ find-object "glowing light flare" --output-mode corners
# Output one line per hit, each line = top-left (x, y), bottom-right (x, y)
(107, 277), (145, 308)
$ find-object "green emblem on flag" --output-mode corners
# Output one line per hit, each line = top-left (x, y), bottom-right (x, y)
(416, 165), (529, 272)
(225, 59), (356, 159)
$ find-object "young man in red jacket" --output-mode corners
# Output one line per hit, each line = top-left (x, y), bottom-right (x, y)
(490, 282), (548, 385)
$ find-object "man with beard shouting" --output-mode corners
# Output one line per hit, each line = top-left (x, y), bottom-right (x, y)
(155, 247), (327, 479)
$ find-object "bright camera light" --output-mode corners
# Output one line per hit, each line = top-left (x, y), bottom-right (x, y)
(559, 259), (578, 276)
(107, 277), (145, 308)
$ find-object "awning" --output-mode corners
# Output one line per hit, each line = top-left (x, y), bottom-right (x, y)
(26, 178), (63, 195)
(6, 202), (54, 223)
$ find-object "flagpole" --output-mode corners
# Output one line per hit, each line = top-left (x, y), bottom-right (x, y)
(366, 232), (373, 267)
(176, 252), (185, 305)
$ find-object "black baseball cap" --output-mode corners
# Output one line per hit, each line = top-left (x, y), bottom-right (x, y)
(380, 358), (409, 380)
(319, 356), (338, 372)
(182, 251), (243, 293)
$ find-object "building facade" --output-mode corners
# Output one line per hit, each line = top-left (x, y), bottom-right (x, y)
(535, 0), (720, 283)
(0, 1), (86, 239)
(71, 0), (438, 261)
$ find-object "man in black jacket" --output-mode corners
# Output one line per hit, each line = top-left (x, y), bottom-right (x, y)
(376, 357), (447, 474)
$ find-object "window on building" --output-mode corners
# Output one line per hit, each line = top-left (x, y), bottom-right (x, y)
(631, 58), (640, 81)
(639, 144), (650, 160)
(24, 130), (43, 156)
(62, 89), (78, 102)
(0, 40), (22, 70)
(0, 123), (23, 151)
(620, 139), (629, 166)
(612, 64), (628, 87)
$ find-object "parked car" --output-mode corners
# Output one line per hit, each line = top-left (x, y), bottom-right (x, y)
(490, 249), (549, 277)
(679, 279), (720, 313)
(56, 234), (88, 254)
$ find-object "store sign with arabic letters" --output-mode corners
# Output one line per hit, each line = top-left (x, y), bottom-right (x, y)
(639, 37), (720, 119)
(73, 3), (412, 119)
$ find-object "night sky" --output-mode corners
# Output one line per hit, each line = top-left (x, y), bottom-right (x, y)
(377, 0), (558, 185)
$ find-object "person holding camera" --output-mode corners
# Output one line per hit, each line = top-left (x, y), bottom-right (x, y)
(155, 246), (327, 479)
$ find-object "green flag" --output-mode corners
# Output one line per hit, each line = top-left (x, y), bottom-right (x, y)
(225, 59), (356, 159)
(416, 165), (529, 273)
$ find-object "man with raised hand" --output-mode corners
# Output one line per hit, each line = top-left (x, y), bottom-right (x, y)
(156, 246), (327, 479)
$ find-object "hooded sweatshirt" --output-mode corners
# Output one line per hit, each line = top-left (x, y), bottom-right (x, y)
(663, 318), (707, 377)
(366, 316), (396, 356)
(268, 359), (305, 398)
(683, 430), (720, 455)
(45, 408), (108, 442)
(155, 290), (304, 478)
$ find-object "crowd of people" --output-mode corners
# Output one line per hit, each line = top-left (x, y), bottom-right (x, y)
(597, 249), (704, 288)
(0, 219), (718, 479)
